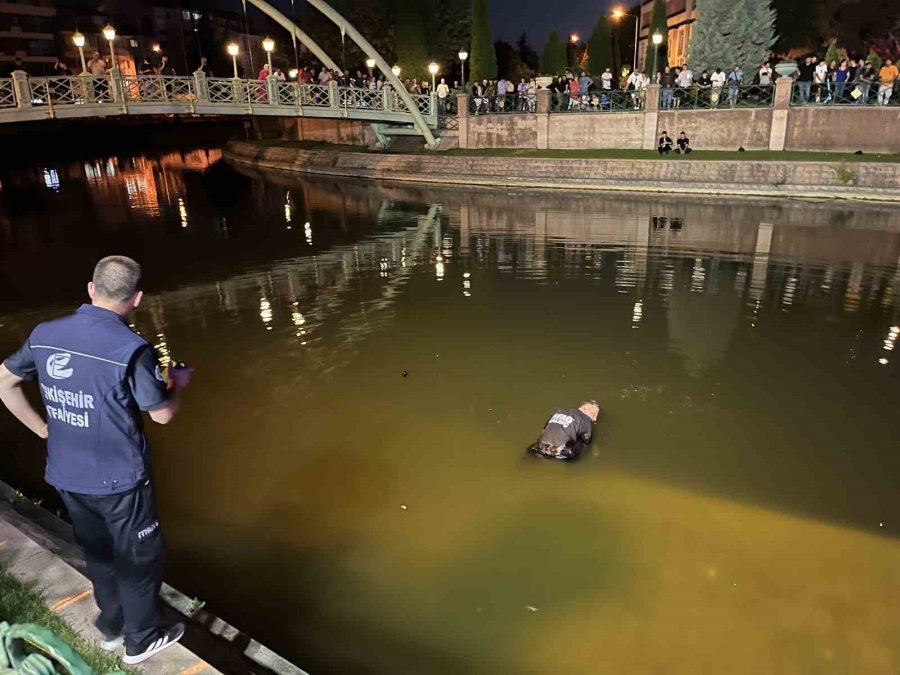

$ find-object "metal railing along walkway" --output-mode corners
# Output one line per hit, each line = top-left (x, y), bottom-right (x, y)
(0, 72), (438, 128)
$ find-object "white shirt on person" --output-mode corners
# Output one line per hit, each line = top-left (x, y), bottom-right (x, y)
(676, 69), (693, 87)
(814, 62), (828, 83)
(710, 71), (726, 87)
(758, 66), (773, 85)
(436, 82), (450, 98)
(600, 71), (613, 89)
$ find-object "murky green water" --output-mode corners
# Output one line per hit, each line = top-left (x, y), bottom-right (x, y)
(2, 150), (900, 674)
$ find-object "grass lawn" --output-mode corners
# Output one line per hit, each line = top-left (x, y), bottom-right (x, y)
(0, 567), (135, 674)
(250, 139), (900, 163)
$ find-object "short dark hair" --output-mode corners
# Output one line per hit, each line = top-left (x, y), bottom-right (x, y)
(92, 256), (142, 301)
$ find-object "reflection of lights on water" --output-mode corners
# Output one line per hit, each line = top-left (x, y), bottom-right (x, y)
(435, 254), (444, 280)
(879, 358), (889, 365)
(878, 325), (898, 365)
(401, 246), (407, 268)
(154, 333), (171, 366)
(284, 192), (292, 226)
(84, 161), (103, 182)
(259, 297), (273, 329)
(106, 158), (117, 177)
(442, 235), (453, 259)
(632, 300), (643, 327)
(380, 257), (391, 278)
(42, 169), (60, 191)
(462, 271), (471, 296)
(177, 197), (188, 228)
(292, 301), (308, 339)
(304, 222), (313, 245)
(690, 258), (706, 293)
(782, 275), (798, 307)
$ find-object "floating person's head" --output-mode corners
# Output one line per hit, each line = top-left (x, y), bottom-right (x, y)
(579, 400), (602, 421)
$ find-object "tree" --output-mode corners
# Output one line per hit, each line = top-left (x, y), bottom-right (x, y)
(427, 0), (471, 76)
(540, 30), (567, 75)
(470, 0), (497, 82)
(772, 0), (821, 51)
(645, 0), (669, 75)
(495, 40), (532, 79)
(394, 0), (430, 78)
(516, 33), (540, 72)
(689, 0), (776, 74)
(823, 37), (848, 64)
(588, 16), (614, 75)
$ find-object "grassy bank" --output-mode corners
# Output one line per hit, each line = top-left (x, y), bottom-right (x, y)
(253, 139), (900, 163)
(0, 567), (134, 673)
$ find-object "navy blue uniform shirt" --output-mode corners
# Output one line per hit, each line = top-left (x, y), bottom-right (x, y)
(3, 304), (168, 495)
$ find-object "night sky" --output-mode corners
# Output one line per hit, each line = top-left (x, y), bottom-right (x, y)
(489, 0), (623, 45)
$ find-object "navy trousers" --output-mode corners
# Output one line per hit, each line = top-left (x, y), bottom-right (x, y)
(58, 481), (165, 647)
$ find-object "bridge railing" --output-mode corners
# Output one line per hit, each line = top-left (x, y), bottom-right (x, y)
(28, 76), (114, 107)
(0, 78), (15, 108)
(0, 73), (439, 127)
(123, 76), (196, 103)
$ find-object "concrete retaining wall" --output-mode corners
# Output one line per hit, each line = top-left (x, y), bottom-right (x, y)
(280, 117), (376, 146)
(784, 106), (900, 153)
(224, 140), (900, 202)
(656, 108), (774, 151)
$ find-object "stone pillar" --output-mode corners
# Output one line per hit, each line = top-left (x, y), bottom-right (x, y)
(768, 77), (793, 151)
(328, 80), (339, 109)
(267, 75), (278, 105)
(642, 84), (660, 150)
(536, 88), (550, 150)
(383, 85), (393, 111)
(456, 92), (469, 149)
(109, 69), (125, 105)
(11, 71), (31, 109)
(193, 71), (208, 103)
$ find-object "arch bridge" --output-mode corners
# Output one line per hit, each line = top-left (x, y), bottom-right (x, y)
(0, 0), (442, 146)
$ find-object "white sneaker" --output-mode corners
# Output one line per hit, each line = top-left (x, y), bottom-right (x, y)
(100, 634), (124, 652)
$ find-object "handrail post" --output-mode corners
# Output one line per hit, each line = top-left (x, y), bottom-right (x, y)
(383, 84), (392, 112)
(109, 68), (125, 106)
(193, 71), (208, 103)
(328, 80), (339, 110)
(11, 71), (31, 109)
(267, 75), (278, 105)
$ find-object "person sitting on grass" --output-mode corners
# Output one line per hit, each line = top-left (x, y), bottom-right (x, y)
(657, 131), (673, 155)
(675, 131), (692, 154)
(528, 401), (602, 461)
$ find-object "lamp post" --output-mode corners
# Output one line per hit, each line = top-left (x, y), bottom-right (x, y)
(366, 57), (376, 78)
(151, 43), (161, 54)
(102, 24), (116, 70)
(262, 37), (274, 74)
(428, 62), (438, 91)
(651, 31), (663, 76)
(227, 42), (240, 79)
(289, 68), (298, 79)
(391, 64), (401, 78)
(72, 31), (87, 74)
(612, 7), (640, 73)
(458, 49), (468, 88)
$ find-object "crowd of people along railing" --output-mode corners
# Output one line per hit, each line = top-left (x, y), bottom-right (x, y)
(790, 80), (900, 106)
(658, 84), (775, 109)
(468, 92), (535, 114)
(550, 89), (636, 112)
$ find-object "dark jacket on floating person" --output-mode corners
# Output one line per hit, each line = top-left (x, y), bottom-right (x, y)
(529, 401), (601, 460)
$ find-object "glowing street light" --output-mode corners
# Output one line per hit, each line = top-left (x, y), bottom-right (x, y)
(611, 7), (640, 72)
(262, 37), (274, 74)
(151, 43), (161, 53)
(72, 31), (87, 74)
(651, 31), (664, 74)
(428, 62), (438, 91)
(570, 33), (579, 43)
(391, 64), (401, 77)
(365, 57), (376, 77)
(288, 68), (298, 79)
(227, 42), (240, 79)
(458, 49), (468, 87)
(102, 24), (117, 70)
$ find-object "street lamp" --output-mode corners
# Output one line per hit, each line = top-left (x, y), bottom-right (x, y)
(391, 64), (401, 77)
(262, 37), (274, 74)
(366, 57), (376, 77)
(151, 43), (161, 53)
(612, 7), (640, 73)
(651, 31), (663, 75)
(289, 68), (298, 79)
(428, 62), (438, 91)
(72, 31), (87, 74)
(570, 34), (579, 43)
(227, 42), (240, 79)
(102, 24), (116, 70)
(458, 49), (468, 87)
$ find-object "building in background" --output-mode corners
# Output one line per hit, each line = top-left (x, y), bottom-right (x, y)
(635, 0), (697, 70)
(0, 0), (57, 74)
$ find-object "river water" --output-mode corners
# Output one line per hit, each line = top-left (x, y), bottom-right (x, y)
(1, 150), (899, 674)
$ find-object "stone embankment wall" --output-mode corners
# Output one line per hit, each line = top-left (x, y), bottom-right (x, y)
(225, 140), (900, 202)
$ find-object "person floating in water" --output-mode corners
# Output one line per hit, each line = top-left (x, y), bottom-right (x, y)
(528, 400), (601, 460)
